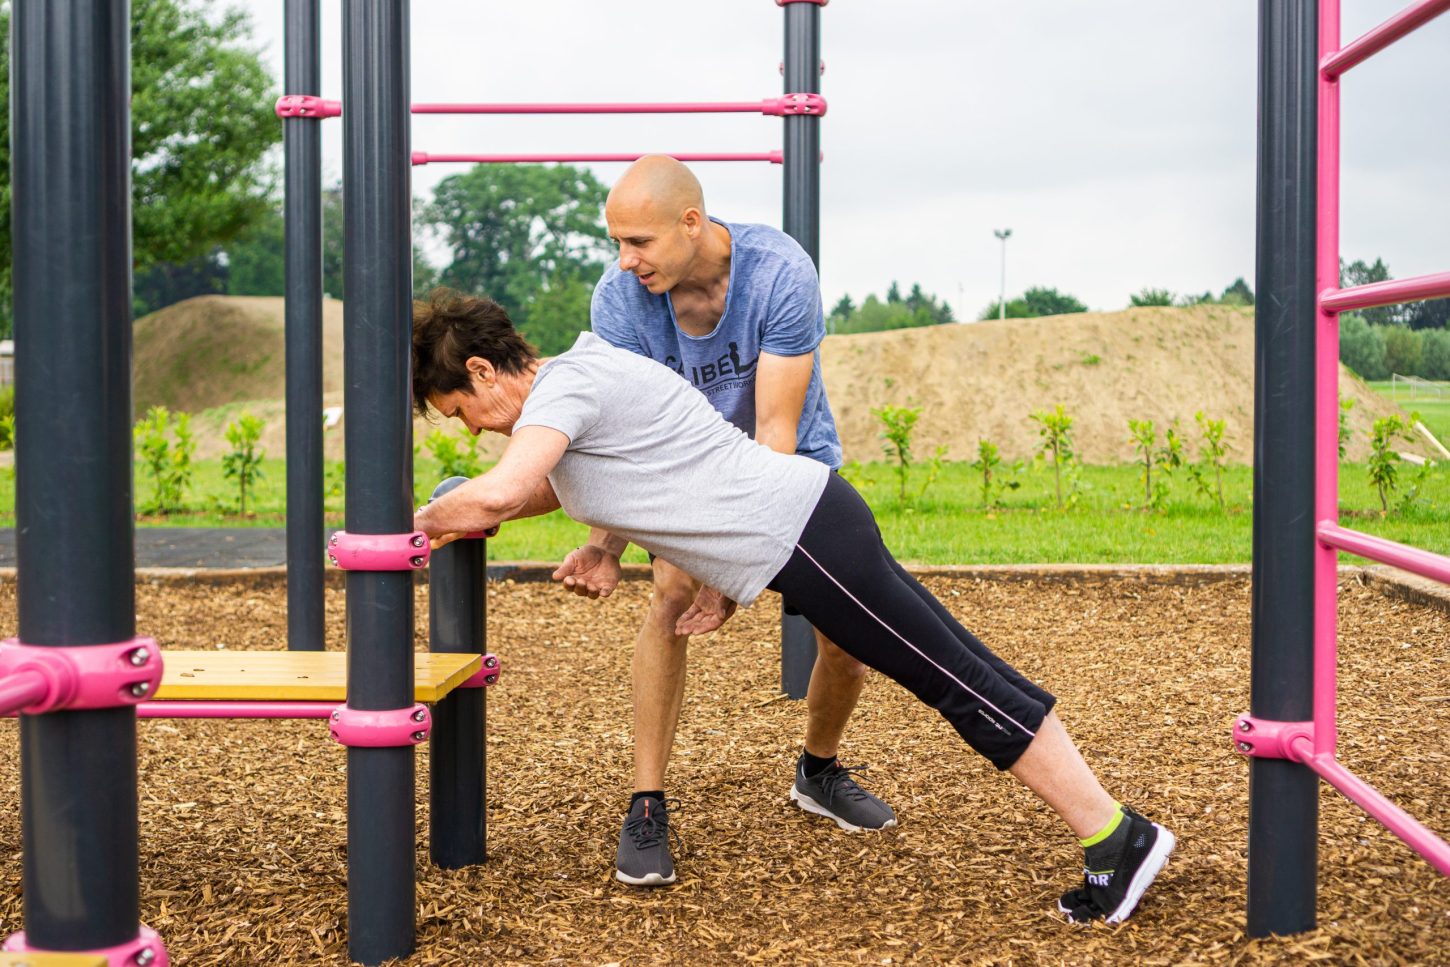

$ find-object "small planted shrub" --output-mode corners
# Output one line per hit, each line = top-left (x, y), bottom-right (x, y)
(1030, 404), (1078, 509)
(134, 406), (194, 514)
(1368, 414), (1432, 512)
(1127, 419), (1183, 511)
(222, 412), (266, 515)
(425, 426), (484, 480)
(1338, 396), (1355, 459)
(971, 439), (1021, 509)
(1186, 411), (1231, 511)
(872, 403), (922, 502)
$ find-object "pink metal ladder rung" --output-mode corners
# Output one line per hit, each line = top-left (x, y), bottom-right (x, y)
(1320, 0), (1450, 76)
(1310, 0), (1450, 877)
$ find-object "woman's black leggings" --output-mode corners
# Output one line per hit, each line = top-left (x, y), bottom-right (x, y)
(767, 473), (1056, 770)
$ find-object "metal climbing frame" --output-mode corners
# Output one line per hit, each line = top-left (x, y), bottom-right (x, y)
(1245, 0), (1450, 937)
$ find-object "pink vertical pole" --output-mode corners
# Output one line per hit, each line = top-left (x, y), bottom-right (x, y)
(1314, 0), (1341, 760)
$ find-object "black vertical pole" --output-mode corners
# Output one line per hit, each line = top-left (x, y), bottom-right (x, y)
(1248, 0), (1319, 937)
(428, 476), (488, 868)
(779, 0), (823, 700)
(342, 1), (416, 963)
(285, 0), (325, 651)
(13, 0), (140, 952)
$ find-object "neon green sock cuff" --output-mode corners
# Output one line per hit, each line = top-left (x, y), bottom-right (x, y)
(1078, 803), (1125, 848)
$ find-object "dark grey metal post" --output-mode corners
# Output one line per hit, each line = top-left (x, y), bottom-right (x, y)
(428, 476), (488, 868)
(284, 0), (325, 651)
(12, 0), (140, 952)
(1248, 0), (1319, 936)
(779, 0), (824, 700)
(342, 1), (416, 962)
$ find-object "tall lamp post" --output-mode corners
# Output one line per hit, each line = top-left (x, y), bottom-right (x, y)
(993, 228), (1012, 320)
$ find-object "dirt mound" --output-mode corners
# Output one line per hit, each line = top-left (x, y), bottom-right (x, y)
(134, 295), (346, 415)
(822, 304), (1416, 464)
(140, 297), (1425, 463)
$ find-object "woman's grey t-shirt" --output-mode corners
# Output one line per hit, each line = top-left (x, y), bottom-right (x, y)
(513, 332), (829, 607)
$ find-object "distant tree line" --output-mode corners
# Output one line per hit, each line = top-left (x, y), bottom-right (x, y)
(1336, 258), (1450, 381)
(828, 282), (955, 334)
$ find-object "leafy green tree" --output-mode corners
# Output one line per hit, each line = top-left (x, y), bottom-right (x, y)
(1187, 411), (1231, 510)
(980, 286), (1087, 320)
(421, 163), (611, 349)
(1420, 328), (1450, 381)
(134, 406), (195, 514)
(1129, 288), (1176, 307)
(0, 1), (281, 330)
(130, 0), (279, 268)
(971, 439), (1021, 509)
(886, 281), (903, 304)
(1367, 414), (1414, 512)
(1220, 277), (1254, 306)
(829, 294), (855, 321)
(1383, 325), (1423, 376)
(1341, 257), (1400, 327)
(1406, 298), (1450, 332)
(829, 285), (954, 335)
(1338, 313), (1388, 379)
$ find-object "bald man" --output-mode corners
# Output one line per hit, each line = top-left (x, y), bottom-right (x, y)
(578, 157), (897, 887)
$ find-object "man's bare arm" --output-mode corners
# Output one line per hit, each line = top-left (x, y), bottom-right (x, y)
(753, 350), (815, 455)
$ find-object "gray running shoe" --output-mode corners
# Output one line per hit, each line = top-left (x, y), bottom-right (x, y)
(615, 796), (680, 886)
(790, 757), (898, 832)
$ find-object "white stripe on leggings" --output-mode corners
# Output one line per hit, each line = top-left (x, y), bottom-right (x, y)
(793, 543), (1037, 738)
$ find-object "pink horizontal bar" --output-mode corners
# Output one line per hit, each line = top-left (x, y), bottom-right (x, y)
(1321, 0), (1450, 76)
(1289, 735), (1450, 876)
(0, 670), (48, 716)
(1317, 523), (1450, 585)
(412, 150), (785, 166)
(412, 96), (824, 117)
(1320, 270), (1450, 313)
(137, 701), (336, 719)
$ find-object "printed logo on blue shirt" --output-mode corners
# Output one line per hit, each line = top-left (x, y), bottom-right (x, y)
(665, 342), (760, 390)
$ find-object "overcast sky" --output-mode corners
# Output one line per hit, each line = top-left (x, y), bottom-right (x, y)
(239, 1), (1449, 320)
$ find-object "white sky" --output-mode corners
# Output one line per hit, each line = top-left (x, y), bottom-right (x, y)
(239, 1), (1450, 320)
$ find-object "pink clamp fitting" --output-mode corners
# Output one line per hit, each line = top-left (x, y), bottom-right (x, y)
(275, 94), (342, 119)
(764, 93), (827, 117)
(329, 703), (432, 747)
(1233, 715), (1315, 762)
(5, 924), (168, 966)
(461, 653), (502, 688)
(327, 531), (430, 571)
(0, 637), (164, 714)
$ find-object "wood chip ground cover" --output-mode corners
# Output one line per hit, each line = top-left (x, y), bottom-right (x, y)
(1, 573), (1447, 965)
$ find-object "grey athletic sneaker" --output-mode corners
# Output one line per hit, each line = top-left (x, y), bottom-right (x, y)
(615, 796), (680, 887)
(790, 756), (898, 832)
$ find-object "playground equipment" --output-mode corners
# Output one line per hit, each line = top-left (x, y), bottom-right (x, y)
(1243, 0), (1450, 936)
(2, 1), (827, 964)
(278, 0), (830, 701)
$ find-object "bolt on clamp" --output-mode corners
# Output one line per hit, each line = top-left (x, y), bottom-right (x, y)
(0, 637), (164, 714)
(329, 703), (432, 747)
(327, 531), (431, 571)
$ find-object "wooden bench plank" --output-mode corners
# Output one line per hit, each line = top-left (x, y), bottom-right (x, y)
(0, 955), (109, 967)
(152, 651), (481, 702)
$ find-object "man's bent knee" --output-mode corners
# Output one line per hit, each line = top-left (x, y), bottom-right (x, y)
(648, 561), (701, 625)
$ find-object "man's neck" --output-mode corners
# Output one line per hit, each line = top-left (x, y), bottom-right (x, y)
(672, 219), (732, 297)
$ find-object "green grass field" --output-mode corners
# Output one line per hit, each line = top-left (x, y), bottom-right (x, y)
(1, 455), (1444, 566)
(1366, 379), (1450, 445)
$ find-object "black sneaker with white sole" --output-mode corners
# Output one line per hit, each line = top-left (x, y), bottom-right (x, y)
(615, 795), (681, 887)
(1057, 806), (1175, 924)
(790, 756), (898, 832)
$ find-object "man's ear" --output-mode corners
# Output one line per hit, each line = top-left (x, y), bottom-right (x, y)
(681, 206), (704, 237)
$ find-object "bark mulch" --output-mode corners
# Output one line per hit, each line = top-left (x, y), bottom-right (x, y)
(1, 572), (1448, 966)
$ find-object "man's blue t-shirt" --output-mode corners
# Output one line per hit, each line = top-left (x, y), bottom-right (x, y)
(590, 219), (842, 469)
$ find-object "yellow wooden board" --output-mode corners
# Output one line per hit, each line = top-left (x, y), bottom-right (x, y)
(151, 650), (482, 702)
(0, 954), (108, 967)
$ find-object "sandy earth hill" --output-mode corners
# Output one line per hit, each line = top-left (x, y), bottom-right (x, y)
(133, 297), (1426, 464)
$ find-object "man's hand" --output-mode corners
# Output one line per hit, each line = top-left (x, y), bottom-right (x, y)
(551, 544), (623, 599)
(674, 586), (738, 636)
